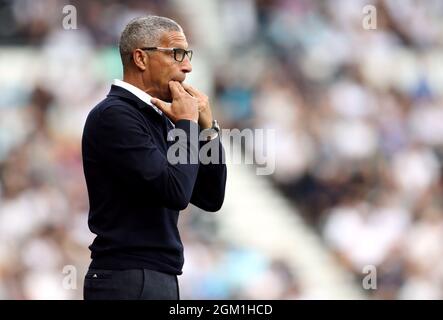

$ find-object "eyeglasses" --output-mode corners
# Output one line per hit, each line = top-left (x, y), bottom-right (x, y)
(140, 47), (193, 62)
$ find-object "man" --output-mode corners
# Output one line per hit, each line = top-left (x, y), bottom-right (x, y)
(81, 15), (227, 300)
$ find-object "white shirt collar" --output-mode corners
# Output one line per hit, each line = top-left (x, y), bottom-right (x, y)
(112, 79), (163, 115)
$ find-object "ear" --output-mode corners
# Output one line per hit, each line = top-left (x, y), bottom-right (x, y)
(132, 49), (147, 71)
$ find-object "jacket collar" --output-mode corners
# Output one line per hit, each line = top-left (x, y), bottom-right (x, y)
(107, 84), (157, 112)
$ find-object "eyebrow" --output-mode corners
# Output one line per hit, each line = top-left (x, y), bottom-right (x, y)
(168, 42), (188, 49)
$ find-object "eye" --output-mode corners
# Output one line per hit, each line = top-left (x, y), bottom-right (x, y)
(173, 48), (192, 62)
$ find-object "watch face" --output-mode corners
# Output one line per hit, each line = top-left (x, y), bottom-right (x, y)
(212, 120), (220, 132)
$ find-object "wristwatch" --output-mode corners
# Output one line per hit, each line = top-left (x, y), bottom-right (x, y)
(211, 120), (220, 133)
(205, 120), (221, 141)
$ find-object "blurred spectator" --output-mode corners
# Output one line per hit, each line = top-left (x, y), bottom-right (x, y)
(2, 0), (443, 299)
(0, 0), (300, 299)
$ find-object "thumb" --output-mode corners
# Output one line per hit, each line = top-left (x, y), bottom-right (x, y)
(150, 98), (171, 114)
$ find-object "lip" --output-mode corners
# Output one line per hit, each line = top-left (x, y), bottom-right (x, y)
(171, 76), (186, 83)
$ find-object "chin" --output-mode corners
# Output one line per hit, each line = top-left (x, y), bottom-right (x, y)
(163, 91), (173, 103)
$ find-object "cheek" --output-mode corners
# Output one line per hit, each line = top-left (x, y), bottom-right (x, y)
(152, 59), (176, 94)
(151, 59), (168, 81)
(160, 69), (176, 89)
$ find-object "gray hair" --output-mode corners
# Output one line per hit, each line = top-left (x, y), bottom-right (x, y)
(119, 15), (183, 68)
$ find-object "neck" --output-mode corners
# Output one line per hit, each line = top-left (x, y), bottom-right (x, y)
(123, 72), (157, 97)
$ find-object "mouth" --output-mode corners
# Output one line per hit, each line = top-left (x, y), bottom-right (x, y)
(171, 76), (186, 84)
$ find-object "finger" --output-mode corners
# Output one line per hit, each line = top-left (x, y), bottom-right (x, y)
(168, 81), (181, 99)
(169, 81), (187, 98)
(175, 81), (190, 96)
(181, 82), (199, 97)
(150, 98), (171, 114)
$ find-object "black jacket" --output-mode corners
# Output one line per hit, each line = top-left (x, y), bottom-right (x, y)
(82, 85), (227, 275)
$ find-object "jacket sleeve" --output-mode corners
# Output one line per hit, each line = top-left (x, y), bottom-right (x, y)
(190, 134), (227, 212)
(97, 105), (200, 211)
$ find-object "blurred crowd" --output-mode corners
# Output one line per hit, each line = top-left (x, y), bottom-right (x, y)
(0, 0), (299, 299)
(218, 0), (443, 299)
(1, 0), (443, 299)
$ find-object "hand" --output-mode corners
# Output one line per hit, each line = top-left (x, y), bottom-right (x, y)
(181, 83), (213, 129)
(151, 81), (199, 123)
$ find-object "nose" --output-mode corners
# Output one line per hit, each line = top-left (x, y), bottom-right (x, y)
(180, 57), (192, 74)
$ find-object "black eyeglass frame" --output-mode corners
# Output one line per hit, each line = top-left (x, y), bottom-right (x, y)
(139, 47), (193, 62)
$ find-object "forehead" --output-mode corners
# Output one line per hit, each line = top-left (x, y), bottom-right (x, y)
(160, 31), (188, 48)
